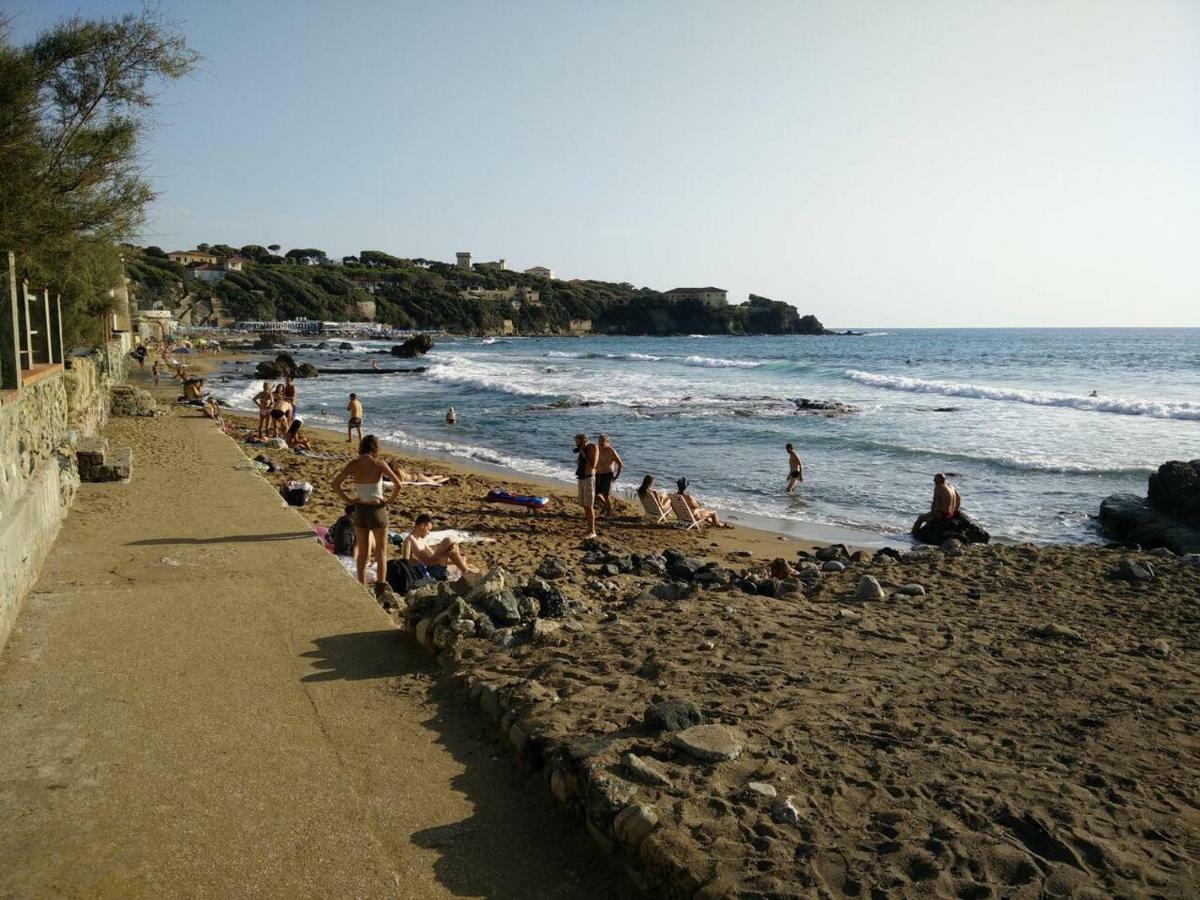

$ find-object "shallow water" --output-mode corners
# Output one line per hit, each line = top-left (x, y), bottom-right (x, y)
(225, 328), (1199, 544)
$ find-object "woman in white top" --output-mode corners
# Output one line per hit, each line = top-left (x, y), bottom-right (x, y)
(331, 435), (402, 585)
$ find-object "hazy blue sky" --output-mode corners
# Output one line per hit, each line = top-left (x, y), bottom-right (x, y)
(10, 1), (1200, 326)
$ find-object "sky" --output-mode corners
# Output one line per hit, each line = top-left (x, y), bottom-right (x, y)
(9, 1), (1200, 326)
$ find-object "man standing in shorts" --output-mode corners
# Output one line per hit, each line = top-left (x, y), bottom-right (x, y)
(594, 434), (625, 517)
(347, 392), (364, 443)
(574, 432), (599, 539)
(785, 443), (804, 492)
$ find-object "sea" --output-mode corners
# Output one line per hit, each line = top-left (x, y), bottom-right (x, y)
(223, 329), (1200, 546)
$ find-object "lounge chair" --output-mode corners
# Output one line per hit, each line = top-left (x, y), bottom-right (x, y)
(669, 493), (702, 530)
(639, 492), (669, 524)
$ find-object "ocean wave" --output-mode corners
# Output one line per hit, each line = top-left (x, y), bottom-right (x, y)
(379, 429), (574, 482)
(844, 370), (1200, 420)
(542, 349), (766, 369)
(843, 437), (1157, 476)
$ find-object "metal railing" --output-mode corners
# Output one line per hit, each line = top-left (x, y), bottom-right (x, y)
(2, 251), (66, 392)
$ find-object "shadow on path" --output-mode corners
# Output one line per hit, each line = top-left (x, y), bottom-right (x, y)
(411, 683), (639, 900)
(127, 531), (315, 546)
(300, 630), (417, 682)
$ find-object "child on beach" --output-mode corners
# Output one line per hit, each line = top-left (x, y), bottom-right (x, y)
(152, 359), (161, 386)
(347, 393), (363, 443)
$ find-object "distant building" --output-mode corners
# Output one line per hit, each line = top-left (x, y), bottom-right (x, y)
(568, 318), (592, 334)
(474, 258), (506, 271)
(168, 249), (218, 266)
(664, 286), (727, 307)
(191, 264), (228, 284)
(456, 251), (472, 270)
(133, 308), (176, 340)
(523, 265), (555, 279)
(221, 256), (247, 272)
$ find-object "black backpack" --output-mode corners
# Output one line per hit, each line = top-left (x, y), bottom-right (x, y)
(329, 516), (356, 556)
(385, 559), (422, 595)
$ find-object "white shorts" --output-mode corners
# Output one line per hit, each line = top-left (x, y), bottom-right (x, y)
(577, 475), (595, 510)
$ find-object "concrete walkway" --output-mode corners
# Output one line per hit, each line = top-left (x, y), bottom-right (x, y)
(0, 408), (628, 899)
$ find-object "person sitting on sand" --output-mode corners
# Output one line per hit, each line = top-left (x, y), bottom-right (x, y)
(182, 376), (205, 402)
(785, 443), (804, 493)
(911, 473), (960, 536)
(636, 474), (670, 515)
(202, 396), (223, 427)
(347, 392), (364, 443)
(675, 478), (731, 528)
(595, 434), (624, 517)
(768, 557), (799, 580)
(331, 435), (403, 585)
(446, 406), (457, 425)
(253, 382), (274, 437)
(401, 513), (477, 577)
(285, 416), (311, 451)
(269, 387), (293, 438)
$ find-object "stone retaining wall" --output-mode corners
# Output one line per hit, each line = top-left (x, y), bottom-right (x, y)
(0, 337), (130, 651)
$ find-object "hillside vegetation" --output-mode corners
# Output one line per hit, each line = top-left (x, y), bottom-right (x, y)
(124, 245), (826, 336)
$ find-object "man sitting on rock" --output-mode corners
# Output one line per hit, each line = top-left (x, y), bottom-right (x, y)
(911, 473), (960, 536)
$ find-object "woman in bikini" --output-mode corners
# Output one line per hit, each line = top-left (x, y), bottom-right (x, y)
(269, 387), (292, 438)
(331, 435), (402, 585)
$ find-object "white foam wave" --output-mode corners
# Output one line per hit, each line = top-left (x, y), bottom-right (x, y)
(543, 350), (762, 369)
(681, 355), (761, 369)
(845, 370), (1200, 421)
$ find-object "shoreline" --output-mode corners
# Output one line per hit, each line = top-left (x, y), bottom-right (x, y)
(201, 353), (901, 552)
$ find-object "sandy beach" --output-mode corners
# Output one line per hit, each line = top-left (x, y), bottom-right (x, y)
(188, 370), (1200, 897)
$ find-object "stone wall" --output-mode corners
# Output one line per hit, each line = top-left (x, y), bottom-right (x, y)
(0, 336), (129, 651)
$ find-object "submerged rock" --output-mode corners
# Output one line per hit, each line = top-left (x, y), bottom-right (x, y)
(392, 333), (434, 357)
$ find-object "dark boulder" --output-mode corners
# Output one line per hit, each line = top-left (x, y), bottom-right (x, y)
(296, 362), (319, 378)
(1148, 460), (1200, 527)
(913, 512), (990, 546)
(253, 333), (287, 350)
(644, 699), (704, 733)
(255, 360), (284, 379)
(392, 333), (434, 358)
(1098, 491), (1200, 554)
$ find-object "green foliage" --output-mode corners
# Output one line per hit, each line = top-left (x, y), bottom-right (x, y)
(0, 10), (196, 344)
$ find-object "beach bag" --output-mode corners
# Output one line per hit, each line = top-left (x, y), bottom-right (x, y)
(385, 559), (422, 595)
(329, 516), (356, 556)
(282, 480), (313, 507)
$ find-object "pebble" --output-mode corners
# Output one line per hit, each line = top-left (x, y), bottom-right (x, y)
(699, 640), (716, 651)
(1029, 622), (1086, 644)
(897, 583), (926, 596)
(854, 575), (886, 601)
(746, 781), (777, 799)
(1118, 559), (1155, 582)
(622, 752), (672, 787)
(772, 795), (801, 824)
(1139, 638), (1171, 659)
(531, 619), (563, 642)
(672, 724), (744, 762)
(822, 560), (845, 573)
(613, 803), (659, 848)
(837, 608), (862, 623)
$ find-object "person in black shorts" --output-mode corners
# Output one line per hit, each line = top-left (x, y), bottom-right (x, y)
(785, 443), (804, 493)
(594, 434), (625, 517)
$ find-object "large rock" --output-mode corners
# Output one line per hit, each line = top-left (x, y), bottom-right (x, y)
(1098, 492), (1200, 555)
(392, 333), (434, 358)
(1148, 460), (1200, 526)
(913, 511), (990, 546)
(109, 385), (158, 417)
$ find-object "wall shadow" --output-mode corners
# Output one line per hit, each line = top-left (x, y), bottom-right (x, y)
(408, 682), (639, 900)
(126, 531), (315, 546)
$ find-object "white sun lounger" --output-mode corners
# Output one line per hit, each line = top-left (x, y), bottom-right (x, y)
(639, 492), (669, 524)
(669, 493), (702, 530)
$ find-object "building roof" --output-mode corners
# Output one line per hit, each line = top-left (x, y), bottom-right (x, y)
(666, 286), (726, 293)
(169, 249), (214, 256)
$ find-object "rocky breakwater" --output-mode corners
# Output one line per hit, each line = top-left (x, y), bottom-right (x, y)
(360, 532), (1200, 897)
(1099, 459), (1200, 554)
